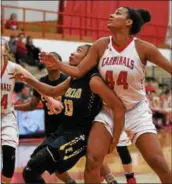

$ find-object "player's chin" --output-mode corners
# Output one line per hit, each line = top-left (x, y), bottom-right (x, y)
(107, 22), (113, 29)
(69, 61), (74, 66)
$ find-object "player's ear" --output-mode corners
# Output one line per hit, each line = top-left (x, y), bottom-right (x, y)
(126, 19), (133, 26)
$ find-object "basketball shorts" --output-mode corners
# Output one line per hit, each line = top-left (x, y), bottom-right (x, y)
(31, 131), (87, 174)
(94, 99), (157, 144)
(1, 111), (19, 149)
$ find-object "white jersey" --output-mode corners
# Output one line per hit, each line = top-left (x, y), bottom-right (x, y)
(1, 61), (16, 115)
(98, 36), (146, 110)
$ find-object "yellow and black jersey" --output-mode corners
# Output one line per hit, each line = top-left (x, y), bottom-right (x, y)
(33, 73), (67, 136)
(60, 69), (102, 134)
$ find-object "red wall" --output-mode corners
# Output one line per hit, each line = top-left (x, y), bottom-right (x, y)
(63, 1), (169, 45)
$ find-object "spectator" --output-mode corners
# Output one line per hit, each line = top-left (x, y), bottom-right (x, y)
(149, 91), (161, 110)
(149, 92), (166, 128)
(5, 13), (19, 30)
(15, 84), (32, 104)
(162, 90), (172, 125)
(16, 33), (44, 69)
(145, 77), (158, 95)
(8, 34), (17, 55)
(16, 33), (28, 63)
(26, 36), (40, 61)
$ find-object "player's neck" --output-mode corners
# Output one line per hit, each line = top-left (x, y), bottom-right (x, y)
(48, 71), (61, 81)
(112, 30), (131, 47)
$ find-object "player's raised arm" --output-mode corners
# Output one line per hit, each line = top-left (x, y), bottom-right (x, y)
(11, 68), (70, 97)
(14, 63), (37, 80)
(41, 39), (106, 78)
(89, 75), (126, 152)
(144, 41), (172, 75)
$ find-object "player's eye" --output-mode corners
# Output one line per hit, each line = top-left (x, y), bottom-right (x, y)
(115, 11), (121, 15)
(77, 48), (82, 53)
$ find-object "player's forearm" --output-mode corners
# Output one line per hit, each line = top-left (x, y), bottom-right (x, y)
(113, 109), (125, 144)
(25, 78), (56, 97)
(14, 102), (36, 111)
(58, 62), (82, 78)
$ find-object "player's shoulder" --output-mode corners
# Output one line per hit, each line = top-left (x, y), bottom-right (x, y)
(96, 37), (110, 43)
(39, 75), (48, 82)
(135, 38), (157, 56)
(135, 38), (156, 49)
(94, 37), (110, 47)
(6, 61), (19, 71)
(60, 72), (68, 81)
(93, 37), (110, 57)
(7, 60), (17, 67)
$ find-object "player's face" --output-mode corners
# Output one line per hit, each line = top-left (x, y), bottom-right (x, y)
(107, 7), (129, 30)
(69, 45), (89, 66)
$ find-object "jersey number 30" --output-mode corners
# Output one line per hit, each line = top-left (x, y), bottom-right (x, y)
(105, 71), (128, 89)
(1, 94), (8, 112)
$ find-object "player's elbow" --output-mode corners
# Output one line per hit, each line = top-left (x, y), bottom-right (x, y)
(75, 67), (85, 78)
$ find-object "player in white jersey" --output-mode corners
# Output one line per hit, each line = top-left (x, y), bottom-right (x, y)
(39, 6), (172, 184)
(0, 38), (36, 183)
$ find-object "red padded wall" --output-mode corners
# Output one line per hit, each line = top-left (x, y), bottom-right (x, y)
(63, 1), (169, 44)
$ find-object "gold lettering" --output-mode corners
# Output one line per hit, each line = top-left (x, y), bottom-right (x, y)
(65, 88), (82, 99)
(75, 89), (82, 98)
(65, 88), (72, 97)
(71, 89), (76, 98)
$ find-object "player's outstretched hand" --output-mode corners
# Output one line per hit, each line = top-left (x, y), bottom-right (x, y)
(9, 72), (29, 82)
(43, 95), (63, 115)
(39, 52), (61, 69)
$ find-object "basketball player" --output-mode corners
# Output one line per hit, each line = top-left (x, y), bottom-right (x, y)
(15, 52), (77, 184)
(0, 38), (37, 183)
(11, 44), (122, 184)
(39, 7), (172, 183)
(14, 46), (136, 184)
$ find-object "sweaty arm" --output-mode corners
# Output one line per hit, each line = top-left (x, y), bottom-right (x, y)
(23, 77), (70, 97)
(89, 75), (126, 145)
(14, 64), (70, 97)
(15, 63), (36, 80)
(145, 42), (172, 75)
(57, 40), (104, 78)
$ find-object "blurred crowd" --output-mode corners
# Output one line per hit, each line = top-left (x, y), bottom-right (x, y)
(146, 77), (172, 129)
(4, 13), (44, 69)
(4, 12), (172, 131)
(7, 33), (44, 69)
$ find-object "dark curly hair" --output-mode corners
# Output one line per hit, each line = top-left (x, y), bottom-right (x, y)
(124, 7), (151, 35)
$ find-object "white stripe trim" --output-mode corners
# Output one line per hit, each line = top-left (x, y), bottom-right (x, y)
(46, 146), (58, 162)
